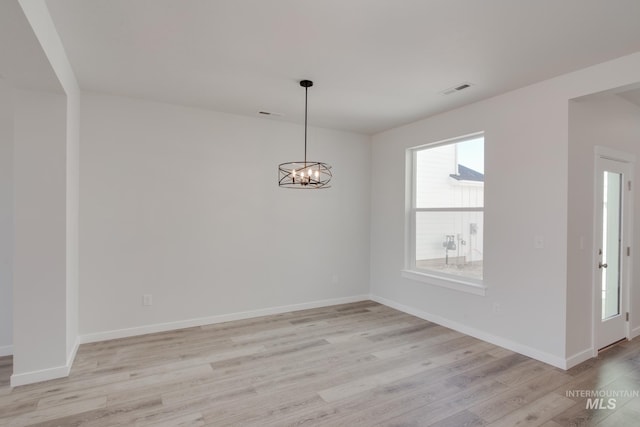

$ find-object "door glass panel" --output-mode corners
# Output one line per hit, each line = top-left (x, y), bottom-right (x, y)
(602, 171), (622, 320)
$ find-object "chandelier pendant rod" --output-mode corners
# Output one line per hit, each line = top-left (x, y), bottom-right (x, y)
(304, 84), (308, 166)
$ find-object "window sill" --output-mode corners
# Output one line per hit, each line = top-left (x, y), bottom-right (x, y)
(401, 269), (487, 296)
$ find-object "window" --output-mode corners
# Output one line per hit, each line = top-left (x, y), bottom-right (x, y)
(404, 133), (485, 294)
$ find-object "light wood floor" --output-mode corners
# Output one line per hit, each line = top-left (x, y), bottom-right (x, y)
(1, 301), (640, 426)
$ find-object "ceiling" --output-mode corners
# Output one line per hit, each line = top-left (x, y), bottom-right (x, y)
(45, 0), (640, 135)
(619, 88), (640, 108)
(0, 0), (63, 93)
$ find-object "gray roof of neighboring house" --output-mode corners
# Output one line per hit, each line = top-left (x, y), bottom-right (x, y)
(450, 164), (484, 182)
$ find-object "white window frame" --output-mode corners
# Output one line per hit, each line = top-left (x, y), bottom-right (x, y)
(402, 132), (487, 296)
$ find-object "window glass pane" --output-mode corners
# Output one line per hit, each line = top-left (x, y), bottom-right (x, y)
(415, 210), (483, 280)
(416, 137), (484, 209)
(602, 171), (622, 320)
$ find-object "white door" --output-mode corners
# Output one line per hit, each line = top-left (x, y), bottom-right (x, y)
(595, 155), (633, 350)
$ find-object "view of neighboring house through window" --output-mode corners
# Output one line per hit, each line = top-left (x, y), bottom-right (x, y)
(410, 134), (484, 282)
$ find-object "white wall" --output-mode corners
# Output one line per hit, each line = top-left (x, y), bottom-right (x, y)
(18, 0), (81, 369)
(567, 92), (640, 357)
(370, 52), (640, 368)
(79, 93), (370, 338)
(0, 79), (13, 356)
(371, 82), (569, 365)
(65, 91), (79, 358)
(0, 0), (80, 385)
(12, 89), (68, 378)
(18, 0), (81, 368)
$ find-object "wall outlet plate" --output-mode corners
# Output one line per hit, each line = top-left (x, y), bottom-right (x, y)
(534, 235), (544, 249)
(492, 302), (501, 314)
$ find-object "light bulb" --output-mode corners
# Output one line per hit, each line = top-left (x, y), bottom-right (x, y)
(315, 170), (319, 179)
(291, 169), (296, 177)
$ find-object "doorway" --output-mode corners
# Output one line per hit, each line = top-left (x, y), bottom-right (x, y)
(594, 148), (634, 350)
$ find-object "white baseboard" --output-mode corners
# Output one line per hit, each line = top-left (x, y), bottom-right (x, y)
(11, 362), (70, 387)
(565, 348), (594, 369)
(79, 294), (370, 344)
(631, 326), (640, 340)
(370, 294), (568, 369)
(9, 337), (79, 387)
(0, 344), (12, 357)
(9, 296), (368, 386)
(67, 336), (80, 369)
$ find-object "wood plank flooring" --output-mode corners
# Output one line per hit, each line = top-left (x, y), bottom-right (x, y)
(1, 301), (639, 426)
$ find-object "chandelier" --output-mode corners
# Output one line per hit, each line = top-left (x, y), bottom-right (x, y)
(278, 80), (332, 188)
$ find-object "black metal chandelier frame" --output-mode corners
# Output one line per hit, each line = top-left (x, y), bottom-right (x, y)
(278, 80), (332, 189)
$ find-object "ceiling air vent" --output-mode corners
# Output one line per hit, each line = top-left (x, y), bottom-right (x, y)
(440, 82), (473, 95)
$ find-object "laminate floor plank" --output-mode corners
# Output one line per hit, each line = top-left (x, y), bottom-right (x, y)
(490, 357), (559, 387)
(429, 409), (487, 427)
(363, 377), (509, 426)
(597, 404), (640, 427)
(27, 395), (163, 427)
(484, 392), (576, 427)
(248, 335), (486, 400)
(0, 371), (130, 411)
(318, 360), (436, 403)
(3, 396), (107, 427)
(0, 355), (12, 389)
(551, 375), (640, 426)
(468, 370), (573, 423)
(302, 357), (507, 426)
(0, 302), (639, 426)
(204, 394), (328, 426)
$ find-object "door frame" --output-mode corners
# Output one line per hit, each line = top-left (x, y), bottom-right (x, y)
(592, 146), (635, 355)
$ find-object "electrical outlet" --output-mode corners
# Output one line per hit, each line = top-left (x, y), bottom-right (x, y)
(492, 302), (501, 314)
(143, 294), (153, 306)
